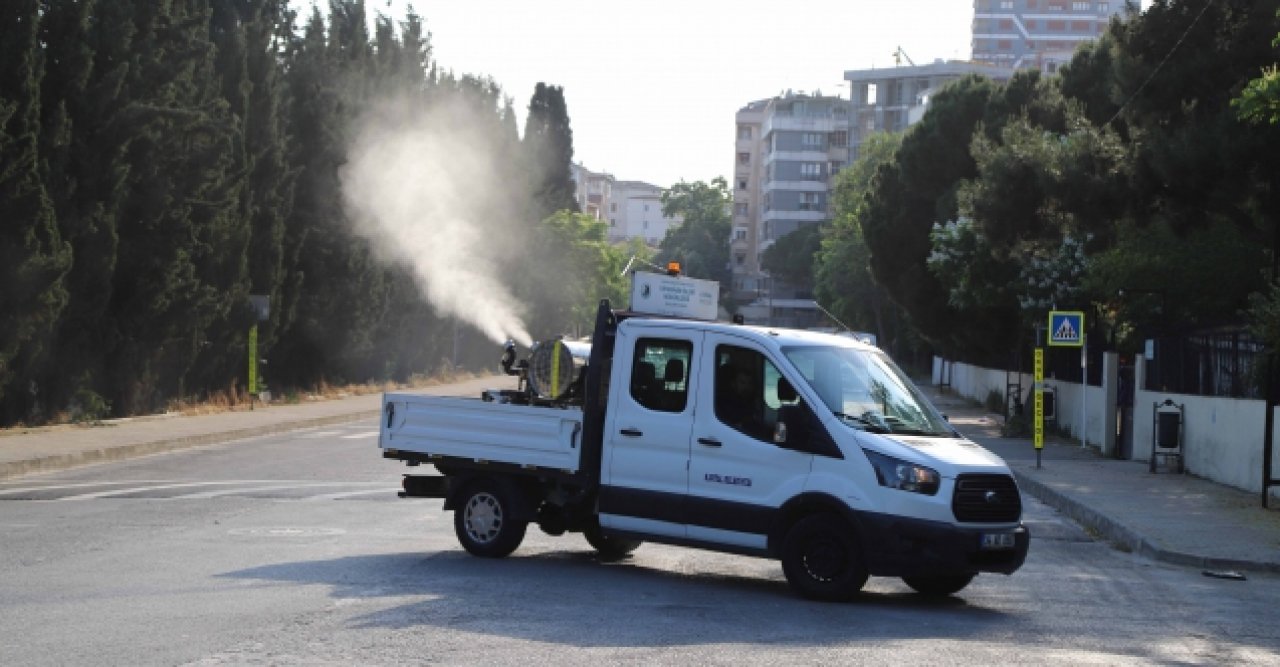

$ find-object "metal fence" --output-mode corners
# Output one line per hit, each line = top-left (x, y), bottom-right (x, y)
(1145, 329), (1266, 399)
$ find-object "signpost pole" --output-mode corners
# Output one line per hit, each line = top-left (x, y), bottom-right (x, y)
(1081, 334), (1087, 449)
(248, 324), (258, 411)
(1034, 347), (1044, 469)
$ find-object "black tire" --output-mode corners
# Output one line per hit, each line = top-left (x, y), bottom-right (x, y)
(584, 522), (642, 561)
(780, 513), (868, 602)
(453, 480), (528, 558)
(902, 574), (975, 597)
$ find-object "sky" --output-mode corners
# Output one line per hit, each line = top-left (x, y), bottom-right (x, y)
(363, 1), (1041, 187)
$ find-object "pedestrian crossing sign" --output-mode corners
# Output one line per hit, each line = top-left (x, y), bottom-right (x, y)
(1048, 311), (1085, 347)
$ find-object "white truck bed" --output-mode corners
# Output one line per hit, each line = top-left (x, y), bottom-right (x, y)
(380, 393), (584, 472)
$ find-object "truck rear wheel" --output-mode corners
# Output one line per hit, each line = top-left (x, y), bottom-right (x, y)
(780, 513), (868, 602)
(902, 574), (975, 597)
(584, 522), (642, 561)
(454, 481), (527, 558)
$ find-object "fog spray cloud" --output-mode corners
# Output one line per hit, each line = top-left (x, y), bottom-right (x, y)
(340, 94), (533, 347)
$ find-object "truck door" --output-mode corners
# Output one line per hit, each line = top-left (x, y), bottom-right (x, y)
(599, 329), (702, 539)
(686, 336), (814, 550)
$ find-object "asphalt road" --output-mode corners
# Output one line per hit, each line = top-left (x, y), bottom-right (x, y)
(3, 393), (1279, 665)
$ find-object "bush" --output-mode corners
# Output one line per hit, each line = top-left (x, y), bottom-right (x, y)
(69, 388), (112, 423)
(984, 389), (1005, 414)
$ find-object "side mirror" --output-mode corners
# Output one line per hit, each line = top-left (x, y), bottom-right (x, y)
(777, 377), (797, 403)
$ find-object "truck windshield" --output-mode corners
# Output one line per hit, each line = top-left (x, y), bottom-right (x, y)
(781, 345), (955, 437)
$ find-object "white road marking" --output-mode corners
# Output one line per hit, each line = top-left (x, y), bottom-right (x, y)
(175, 482), (384, 499)
(340, 431), (379, 439)
(0, 480), (168, 496)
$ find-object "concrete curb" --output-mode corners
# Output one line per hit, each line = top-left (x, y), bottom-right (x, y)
(0, 410), (379, 481)
(1012, 469), (1280, 576)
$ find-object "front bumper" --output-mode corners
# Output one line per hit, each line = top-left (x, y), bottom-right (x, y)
(853, 510), (1029, 577)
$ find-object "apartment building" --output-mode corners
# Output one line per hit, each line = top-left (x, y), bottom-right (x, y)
(972, 0), (1131, 73)
(608, 180), (682, 247)
(732, 92), (850, 328)
(570, 161), (613, 221)
(844, 60), (1012, 162)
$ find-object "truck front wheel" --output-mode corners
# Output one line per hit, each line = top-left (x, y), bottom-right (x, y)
(454, 481), (528, 558)
(584, 522), (642, 561)
(780, 513), (868, 602)
(902, 574), (975, 597)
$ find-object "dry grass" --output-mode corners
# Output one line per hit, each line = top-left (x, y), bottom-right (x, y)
(163, 369), (481, 418)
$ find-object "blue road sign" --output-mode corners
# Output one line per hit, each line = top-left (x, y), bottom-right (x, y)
(1048, 311), (1085, 347)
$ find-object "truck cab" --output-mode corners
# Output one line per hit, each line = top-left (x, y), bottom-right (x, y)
(593, 316), (1027, 599)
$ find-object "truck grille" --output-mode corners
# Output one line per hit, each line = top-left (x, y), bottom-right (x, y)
(952, 474), (1021, 523)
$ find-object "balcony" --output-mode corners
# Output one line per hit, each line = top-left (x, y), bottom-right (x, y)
(764, 115), (842, 136)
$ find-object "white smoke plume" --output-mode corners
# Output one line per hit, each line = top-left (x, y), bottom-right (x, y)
(340, 94), (533, 347)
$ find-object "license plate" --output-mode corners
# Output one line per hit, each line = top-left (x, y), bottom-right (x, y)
(980, 532), (1017, 550)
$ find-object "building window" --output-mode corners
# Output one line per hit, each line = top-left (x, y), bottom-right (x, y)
(734, 203), (748, 217)
(800, 163), (822, 180)
(735, 253), (745, 265)
(734, 229), (747, 241)
(1027, 0), (1037, 6)
(1098, 2), (1109, 10)
(999, 18), (1013, 29)
(799, 192), (821, 211)
(610, 218), (616, 226)
(1071, 20), (1090, 30)
(831, 130), (847, 147)
(643, 221), (649, 229)
(802, 133), (824, 147)
(1072, 1), (1090, 9)
(1047, 20), (1065, 30)
(1000, 0), (1013, 8)
(737, 125), (752, 140)
(737, 152), (750, 165)
(865, 83), (877, 105)
(998, 39), (1012, 49)
(610, 203), (617, 212)
(737, 178), (748, 190)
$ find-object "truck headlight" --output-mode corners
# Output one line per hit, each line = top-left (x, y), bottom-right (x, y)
(862, 449), (940, 495)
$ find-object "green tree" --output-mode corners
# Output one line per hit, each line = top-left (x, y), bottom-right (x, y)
(526, 211), (633, 336)
(861, 75), (1001, 361)
(815, 131), (904, 347)
(657, 178), (732, 299)
(101, 0), (248, 413)
(523, 82), (578, 220)
(0, 0), (72, 420)
(761, 224), (822, 290)
(36, 0), (137, 420)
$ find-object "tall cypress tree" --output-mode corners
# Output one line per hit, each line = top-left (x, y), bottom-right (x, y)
(0, 0), (72, 420)
(36, 0), (121, 419)
(276, 5), (386, 385)
(104, 0), (245, 412)
(522, 82), (578, 221)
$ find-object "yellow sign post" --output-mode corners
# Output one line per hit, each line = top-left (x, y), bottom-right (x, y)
(1034, 347), (1044, 468)
(248, 325), (258, 409)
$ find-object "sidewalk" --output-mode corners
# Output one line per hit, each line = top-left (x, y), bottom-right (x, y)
(2, 375), (1277, 574)
(922, 384), (1280, 575)
(0, 375), (514, 481)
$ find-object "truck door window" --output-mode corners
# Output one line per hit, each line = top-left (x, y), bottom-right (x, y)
(630, 338), (692, 412)
(714, 345), (796, 442)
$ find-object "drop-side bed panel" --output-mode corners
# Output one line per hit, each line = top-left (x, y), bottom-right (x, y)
(380, 393), (584, 472)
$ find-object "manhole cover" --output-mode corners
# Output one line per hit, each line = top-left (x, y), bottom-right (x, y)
(227, 527), (346, 537)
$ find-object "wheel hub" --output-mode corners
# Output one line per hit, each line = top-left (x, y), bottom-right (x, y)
(465, 493), (502, 543)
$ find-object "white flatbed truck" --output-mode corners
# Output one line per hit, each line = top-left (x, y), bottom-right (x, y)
(380, 271), (1028, 601)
